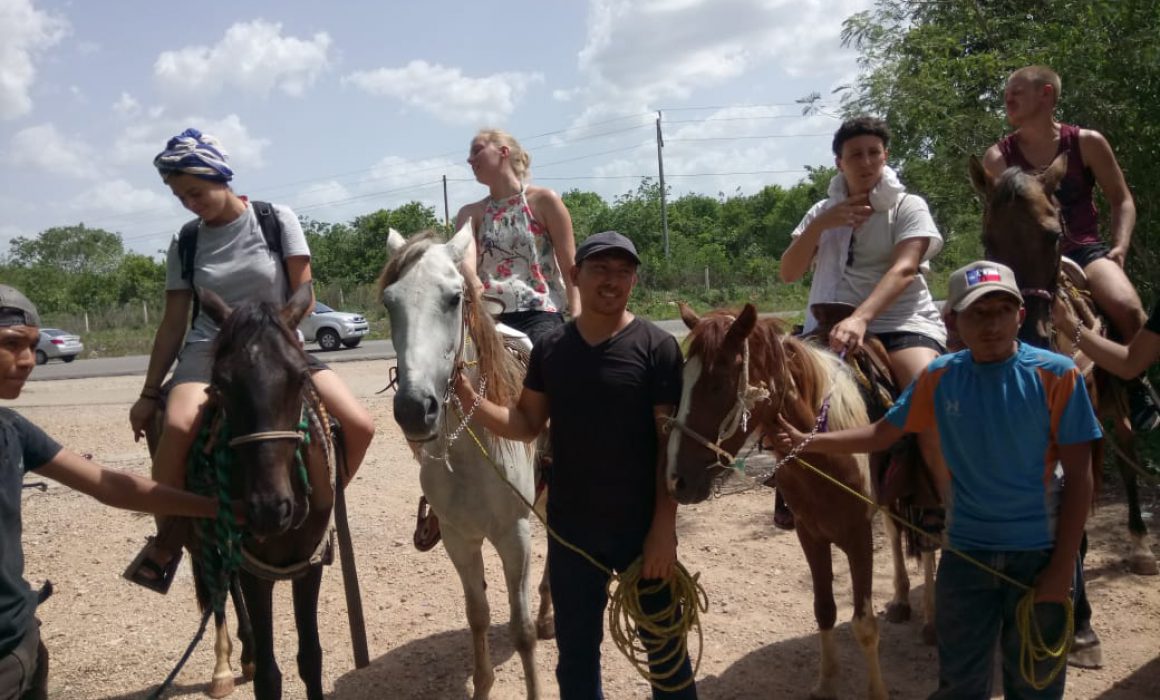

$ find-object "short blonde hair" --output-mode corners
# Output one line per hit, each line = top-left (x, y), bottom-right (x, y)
(476, 129), (531, 181)
(1010, 65), (1062, 106)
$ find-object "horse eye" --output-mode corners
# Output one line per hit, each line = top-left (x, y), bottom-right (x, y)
(447, 291), (463, 309)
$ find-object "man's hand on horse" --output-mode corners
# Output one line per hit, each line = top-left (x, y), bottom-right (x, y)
(452, 366), (476, 407)
(1051, 295), (1079, 336)
(771, 414), (806, 453)
(829, 315), (867, 353)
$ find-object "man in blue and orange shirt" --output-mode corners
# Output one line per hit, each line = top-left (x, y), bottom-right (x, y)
(775, 260), (1101, 699)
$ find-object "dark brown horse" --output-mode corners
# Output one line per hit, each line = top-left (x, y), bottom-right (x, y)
(970, 154), (1157, 665)
(667, 304), (887, 700)
(149, 283), (336, 699)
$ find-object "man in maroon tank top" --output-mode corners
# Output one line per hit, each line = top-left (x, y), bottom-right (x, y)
(982, 65), (1155, 431)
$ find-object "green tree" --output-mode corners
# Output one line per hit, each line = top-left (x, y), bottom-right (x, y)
(7, 224), (124, 276)
(560, 190), (609, 242)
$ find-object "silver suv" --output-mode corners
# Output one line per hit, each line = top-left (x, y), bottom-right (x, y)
(299, 302), (369, 351)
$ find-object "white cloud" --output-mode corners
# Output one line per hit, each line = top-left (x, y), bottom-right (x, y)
(8, 123), (97, 178)
(113, 92), (140, 117)
(0, 0), (69, 119)
(566, 0), (871, 124)
(111, 114), (271, 170)
(69, 179), (172, 216)
(154, 20), (331, 100)
(343, 60), (543, 125)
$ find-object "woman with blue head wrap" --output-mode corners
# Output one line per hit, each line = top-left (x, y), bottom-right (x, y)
(125, 128), (376, 592)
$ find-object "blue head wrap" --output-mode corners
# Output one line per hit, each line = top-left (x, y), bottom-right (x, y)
(153, 128), (234, 183)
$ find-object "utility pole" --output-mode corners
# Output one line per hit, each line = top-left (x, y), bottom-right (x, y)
(656, 110), (670, 258)
(442, 175), (450, 228)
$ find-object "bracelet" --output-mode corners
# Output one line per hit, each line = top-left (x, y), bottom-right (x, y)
(1072, 324), (1083, 348)
(139, 388), (161, 400)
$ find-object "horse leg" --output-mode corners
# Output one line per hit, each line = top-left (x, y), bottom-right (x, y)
(230, 575), (256, 681)
(1121, 461), (1159, 575)
(881, 515), (911, 623)
(207, 608), (235, 699)
(495, 521), (540, 699)
(796, 528), (839, 700)
(442, 530), (495, 700)
(291, 565), (326, 700)
(845, 523), (887, 700)
(920, 549), (938, 646)
(239, 573), (282, 700)
(533, 490), (554, 640)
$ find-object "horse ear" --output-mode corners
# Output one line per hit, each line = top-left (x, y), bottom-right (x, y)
(677, 301), (700, 330)
(1040, 153), (1068, 194)
(281, 282), (315, 330)
(968, 154), (993, 198)
(447, 218), (474, 263)
(198, 288), (232, 326)
(725, 304), (758, 344)
(387, 228), (406, 255)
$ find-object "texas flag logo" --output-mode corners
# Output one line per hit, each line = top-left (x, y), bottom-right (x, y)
(965, 267), (1003, 287)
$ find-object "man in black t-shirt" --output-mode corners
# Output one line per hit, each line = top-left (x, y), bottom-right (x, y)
(0, 285), (217, 699)
(455, 231), (697, 699)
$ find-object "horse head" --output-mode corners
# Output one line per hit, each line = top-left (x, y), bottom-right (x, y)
(666, 303), (767, 504)
(380, 222), (473, 441)
(200, 282), (315, 536)
(969, 153), (1067, 347)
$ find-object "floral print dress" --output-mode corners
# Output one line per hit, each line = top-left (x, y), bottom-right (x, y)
(476, 187), (566, 314)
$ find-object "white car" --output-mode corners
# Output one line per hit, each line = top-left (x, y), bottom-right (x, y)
(299, 302), (370, 351)
(36, 328), (84, 364)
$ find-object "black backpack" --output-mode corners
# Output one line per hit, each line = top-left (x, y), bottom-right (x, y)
(177, 200), (288, 326)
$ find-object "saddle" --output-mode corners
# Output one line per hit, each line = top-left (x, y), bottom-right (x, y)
(803, 303), (943, 549)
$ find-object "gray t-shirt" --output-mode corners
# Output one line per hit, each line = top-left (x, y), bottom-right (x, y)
(794, 194), (946, 344)
(165, 202), (309, 343)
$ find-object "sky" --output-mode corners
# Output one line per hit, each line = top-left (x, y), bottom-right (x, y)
(0, 0), (873, 258)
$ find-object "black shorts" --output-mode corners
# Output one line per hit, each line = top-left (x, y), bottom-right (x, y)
(1063, 242), (1110, 269)
(496, 310), (566, 346)
(873, 331), (946, 354)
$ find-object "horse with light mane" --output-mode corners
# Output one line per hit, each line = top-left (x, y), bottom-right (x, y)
(378, 222), (551, 699)
(145, 283), (337, 699)
(969, 153), (1158, 667)
(667, 303), (888, 700)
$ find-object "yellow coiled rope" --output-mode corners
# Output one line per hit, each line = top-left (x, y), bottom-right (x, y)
(462, 422), (706, 692)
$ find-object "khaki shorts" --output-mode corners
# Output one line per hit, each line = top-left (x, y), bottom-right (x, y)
(0, 618), (47, 700)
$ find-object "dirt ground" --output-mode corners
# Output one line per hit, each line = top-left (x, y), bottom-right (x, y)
(13, 359), (1160, 699)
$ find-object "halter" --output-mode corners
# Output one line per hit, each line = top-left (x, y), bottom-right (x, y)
(665, 333), (770, 470)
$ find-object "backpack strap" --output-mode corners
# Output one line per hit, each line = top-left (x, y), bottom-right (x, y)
(251, 200), (290, 297)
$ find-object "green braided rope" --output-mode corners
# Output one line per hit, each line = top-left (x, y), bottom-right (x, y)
(295, 411), (312, 497)
(187, 410), (243, 615)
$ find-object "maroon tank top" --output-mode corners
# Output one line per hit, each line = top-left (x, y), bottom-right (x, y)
(998, 123), (1100, 251)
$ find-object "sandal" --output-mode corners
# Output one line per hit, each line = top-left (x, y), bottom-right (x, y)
(413, 496), (442, 552)
(123, 537), (182, 594)
(773, 490), (796, 531)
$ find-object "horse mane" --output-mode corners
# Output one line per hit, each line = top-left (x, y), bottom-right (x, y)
(376, 228), (522, 406)
(213, 300), (308, 372)
(992, 166), (1045, 210)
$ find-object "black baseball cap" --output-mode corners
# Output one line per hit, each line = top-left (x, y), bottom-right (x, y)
(0, 285), (40, 328)
(574, 230), (641, 265)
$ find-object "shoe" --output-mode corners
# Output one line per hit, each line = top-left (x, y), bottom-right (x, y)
(773, 490), (795, 531)
(1128, 379), (1160, 433)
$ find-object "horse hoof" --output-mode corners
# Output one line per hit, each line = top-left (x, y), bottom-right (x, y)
(1129, 553), (1159, 576)
(1068, 628), (1103, 669)
(884, 601), (911, 624)
(207, 676), (235, 698)
(921, 622), (937, 646)
(536, 618), (556, 640)
(241, 662), (256, 681)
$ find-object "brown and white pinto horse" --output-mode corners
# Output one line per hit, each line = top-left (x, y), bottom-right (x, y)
(667, 304), (887, 700)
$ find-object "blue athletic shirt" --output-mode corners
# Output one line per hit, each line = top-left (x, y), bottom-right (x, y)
(885, 343), (1101, 551)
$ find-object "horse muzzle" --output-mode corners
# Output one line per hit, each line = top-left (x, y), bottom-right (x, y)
(247, 492), (296, 537)
(394, 387), (442, 441)
(669, 469), (715, 505)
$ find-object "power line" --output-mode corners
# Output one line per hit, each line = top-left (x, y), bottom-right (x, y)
(666, 133), (832, 142)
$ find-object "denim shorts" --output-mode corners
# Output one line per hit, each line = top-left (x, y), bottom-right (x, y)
(1063, 242), (1110, 269)
(873, 331), (946, 354)
(169, 340), (328, 387)
(496, 310), (565, 346)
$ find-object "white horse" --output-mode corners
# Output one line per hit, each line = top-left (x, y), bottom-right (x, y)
(379, 222), (550, 699)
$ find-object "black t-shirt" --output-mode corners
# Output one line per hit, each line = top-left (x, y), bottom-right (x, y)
(525, 318), (682, 541)
(1146, 298), (1160, 336)
(0, 408), (61, 656)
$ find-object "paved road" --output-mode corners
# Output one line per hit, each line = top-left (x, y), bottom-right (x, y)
(28, 316), (744, 381)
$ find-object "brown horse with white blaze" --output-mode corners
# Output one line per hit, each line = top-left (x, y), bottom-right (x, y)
(666, 304), (887, 700)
